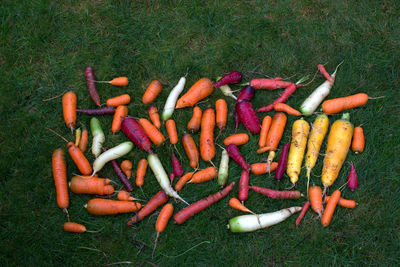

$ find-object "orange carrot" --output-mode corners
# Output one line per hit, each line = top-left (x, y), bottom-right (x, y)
(176, 78), (214, 108)
(174, 172), (194, 191)
(78, 126), (89, 153)
(166, 119), (178, 145)
(188, 167), (217, 183)
(127, 191), (168, 225)
(148, 105), (161, 129)
(352, 126), (365, 154)
(229, 197), (254, 214)
(86, 198), (142, 215)
(223, 133), (249, 146)
(153, 203), (174, 256)
(250, 162), (278, 175)
(69, 175), (114, 195)
(117, 190), (136, 201)
(67, 142), (92, 175)
(63, 222), (86, 233)
(111, 105), (128, 133)
(325, 196), (357, 209)
(182, 133), (199, 169)
(216, 99), (228, 132)
(187, 106), (202, 133)
(273, 103), (302, 116)
(295, 201), (310, 226)
(259, 115), (272, 148)
(308, 185), (323, 217)
(142, 80), (163, 104)
(120, 160), (133, 179)
(322, 93), (369, 114)
(135, 158), (148, 187)
(200, 108), (215, 163)
(109, 77), (129, 86)
(138, 118), (165, 146)
(106, 94), (131, 107)
(62, 91), (77, 132)
(261, 112), (287, 164)
(52, 149), (69, 211)
(321, 189), (341, 226)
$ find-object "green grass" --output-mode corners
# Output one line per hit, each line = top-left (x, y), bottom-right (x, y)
(1, 0), (400, 265)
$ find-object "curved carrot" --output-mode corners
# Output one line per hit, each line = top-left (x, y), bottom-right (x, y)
(259, 115), (272, 148)
(176, 78), (214, 108)
(200, 108), (215, 163)
(111, 105), (128, 133)
(325, 195), (357, 209)
(127, 191), (168, 225)
(142, 80), (163, 104)
(273, 103), (302, 116)
(153, 203), (174, 257)
(106, 94), (131, 107)
(352, 126), (365, 154)
(174, 172), (194, 191)
(62, 91), (77, 132)
(78, 127), (89, 153)
(187, 106), (202, 133)
(229, 197), (253, 214)
(135, 158), (148, 187)
(52, 149), (69, 211)
(182, 133), (199, 169)
(67, 142), (92, 175)
(148, 105), (161, 129)
(238, 169), (249, 202)
(120, 160), (133, 179)
(86, 199), (141, 215)
(250, 162), (278, 175)
(321, 190), (341, 226)
(223, 133), (249, 146)
(295, 201), (310, 226)
(138, 118), (165, 146)
(166, 119), (178, 145)
(84, 66), (100, 106)
(308, 185), (323, 217)
(188, 167), (217, 183)
(318, 64), (333, 82)
(216, 99), (228, 132)
(63, 222), (86, 233)
(322, 93), (369, 114)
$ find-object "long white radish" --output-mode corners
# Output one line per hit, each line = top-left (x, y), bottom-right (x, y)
(217, 148), (229, 187)
(92, 141), (133, 175)
(90, 117), (105, 158)
(147, 154), (189, 205)
(227, 206), (302, 233)
(161, 77), (186, 121)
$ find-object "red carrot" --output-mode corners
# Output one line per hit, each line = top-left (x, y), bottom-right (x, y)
(170, 172), (175, 183)
(295, 201), (310, 226)
(226, 144), (250, 171)
(171, 152), (183, 178)
(174, 182), (235, 224)
(76, 107), (116, 115)
(249, 185), (302, 199)
(235, 100), (261, 134)
(238, 170), (250, 202)
(121, 117), (154, 154)
(274, 142), (290, 181)
(127, 191), (168, 225)
(237, 85), (255, 102)
(213, 71), (242, 88)
(250, 77), (292, 90)
(347, 163), (358, 191)
(318, 64), (333, 82)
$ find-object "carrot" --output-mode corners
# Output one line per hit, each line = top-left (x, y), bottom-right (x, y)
(258, 115), (272, 148)
(138, 118), (165, 146)
(273, 103), (302, 116)
(171, 152), (183, 178)
(76, 106), (115, 115)
(62, 91), (77, 132)
(249, 186), (302, 199)
(78, 126), (89, 153)
(120, 160), (133, 179)
(200, 108), (216, 163)
(109, 77), (129, 86)
(84, 66), (100, 106)
(110, 156), (134, 192)
(70, 176), (114, 195)
(250, 162), (278, 175)
(235, 100), (261, 134)
(135, 158), (148, 187)
(182, 133), (199, 169)
(127, 191), (168, 225)
(67, 142), (92, 175)
(153, 203), (174, 257)
(106, 94), (131, 107)
(318, 64), (333, 82)
(166, 119), (178, 145)
(322, 93), (369, 114)
(148, 105), (161, 129)
(174, 182), (236, 224)
(75, 128), (81, 146)
(321, 189), (341, 226)
(52, 149), (69, 212)
(187, 106), (202, 133)
(229, 197), (254, 214)
(213, 71), (242, 88)
(121, 117), (154, 154)
(86, 199), (142, 215)
(238, 170), (250, 202)
(308, 185), (323, 217)
(169, 172), (175, 183)
(224, 133), (249, 146)
(188, 167), (217, 183)
(352, 126), (365, 154)
(325, 196), (357, 209)
(347, 163), (358, 192)
(216, 99), (228, 133)
(63, 222), (87, 233)
(250, 77), (292, 90)
(295, 201), (310, 226)
(111, 105), (128, 134)
(117, 190), (136, 201)
(142, 80), (163, 104)
(274, 142), (290, 181)
(174, 172), (194, 191)
(226, 144), (249, 171)
(176, 77), (214, 108)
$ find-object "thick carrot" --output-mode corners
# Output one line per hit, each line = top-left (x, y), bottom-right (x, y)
(84, 66), (100, 106)
(322, 93), (369, 114)
(229, 197), (254, 214)
(174, 181), (236, 224)
(62, 91), (77, 132)
(250, 162), (278, 175)
(224, 133), (249, 146)
(117, 190), (136, 201)
(138, 118), (165, 146)
(216, 99), (228, 132)
(200, 108), (216, 162)
(174, 172), (194, 191)
(70, 176), (114, 195)
(52, 149), (69, 211)
(325, 196), (357, 209)
(86, 199), (141, 215)
(78, 126), (89, 153)
(295, 201), (310, 226)
(176, 77), (214, 108)
(67, 142), (92, 175)
(321, 190), (341, 226)
(273, 103), (302, 116)
(63, 222), (87, 233)
(258, 115), (272, 148)
(188, 167), (217, 183)
(166, 119), (178, 145)
(352, 126), (365, 154)
(308, 185), (323, 217)
(182, 133), (199, 169)
(142, 80), (163, 104)
(187, 106), (202, 133)
(135, 158), (148, 187)
(106, 94), (131, 107)
(148, 105), (161, 129)
(127, 191), (168, 225)
(249, 186), (302, 199)
(111, 105), (128, 133)
(238, 170), (250, 202)
(120, 160), (133, 179)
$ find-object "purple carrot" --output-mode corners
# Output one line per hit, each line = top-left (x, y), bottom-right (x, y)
(347, 163), (358, 191)
(171, 152), (183, 178)
(84, 66), (100, 106)
(274, 142), (290, 181)
(76, 106), (115, 115)
(213, 71), (242, 88)
(238, 169), (250, 202)
(102, 148), (133, 191)
(121, 116), (154, 154)
(235, 100), (261, 134)
(234, 109), (240, 133)
(237, 85), (255, 102)
(170, 172), (175, 183)
(226, 144), (249, 171)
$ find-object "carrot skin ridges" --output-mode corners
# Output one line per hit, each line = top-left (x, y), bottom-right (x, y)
(174, 182), (235, 224)
(213, 71), (242, 87)
(84, 66), (100, 106)
(76, 107), (116, 115)
(226, 144), (249, 171)
(121, 117), (153, 154)
(274, 142), (290, 181)
(238, 170), (250, 202)
(295, 201), (310, 226)
(200, 108), (216, 162)
(127, 191), (168, 225)
(52, 148), (69, 209)
(249, 186), (301, 199)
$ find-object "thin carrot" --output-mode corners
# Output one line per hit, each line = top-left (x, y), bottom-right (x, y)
(187, 106), (202, 133)
(75, 128), (81, 146)
(295, 201), (310, 226)
(176, 78), (214, 108)
(258, 115), (272, 148)
(142, 80), (163, 104)
(216, 99), (228, 134)
(273, 103), (302, 116)
(308, 185), (323, 217)
(321, 189), (341, 226)
(229, 197), (254, 214)
(318, 64), (333, 82)
(117, 190), (136, 201)
(325, 196), (357, 209)
(138, 118), (165, 146)
(166, 119), (178, 145)
(106, 94), (131, 107)
(84, 66), (100, 106)
(250, 162), (278, 175)
(78, 126), (89, 153)
(182, 133), (199, 169)
(127, 191), (168, 225)
(62, 91), (77, 132)
(67, 142), (92, 175)
(120, 160), (133, 179)
(111, 105), (128, 134)
(148, 105), (161, 129)
(223, 133), (249, 146)
(188, 167), (217, 183)
(153, 203), (174, 257)
(52, 149), (69, 212)
(135, 158), (148, 187)
(86, 198), (142, 215)
(260, 112), (287, 166)
(200, 108), (215, 163)
(321, 93), (369, 114)
(174, 172), (194, 191)
(63, 222), (86, 233)
(352, 126), (365, 154)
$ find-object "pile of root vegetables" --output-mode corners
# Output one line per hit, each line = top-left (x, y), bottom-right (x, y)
(53, 64), (369, 245)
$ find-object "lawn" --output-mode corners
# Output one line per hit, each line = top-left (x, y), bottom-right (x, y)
(1, 0), (400, 266)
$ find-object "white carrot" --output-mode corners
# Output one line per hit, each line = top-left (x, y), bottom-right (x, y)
(161, 77), (186, 121)
(92, 141), (133, 175)
(90, 118), (105, 158)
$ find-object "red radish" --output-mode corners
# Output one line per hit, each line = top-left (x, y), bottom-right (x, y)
(174, 182), (235, 224)
(318, 64), (333, 82)
(213, 71), (242, 88)
(235, 100), (261, 134)
(295, 201), (310, 226)
(127, 191), (168, 225)
(238, 170), (250, 202)
(274, 142), (290, 181)
(249, 185), (302, 199)
(347, 163), (358, 191)
(170, 172), (175, 183)
(121, 117), (153, 154)
(250, 77), (292, 90)
(76, 107), (116, 115)
(237, 85), (255, 102)
(84, 66), (100, 106)
(226, 144), (250, 171)
(171, 152), (183, 178)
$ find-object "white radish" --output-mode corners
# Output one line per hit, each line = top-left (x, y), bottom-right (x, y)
(92, 141), (133, 175)
(227, 206), (302, 233)
(217, 148), (229, 187)
(147, 153), (189, 205)
(90, 117), (105, 158)
(161, 77), (186, 121)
